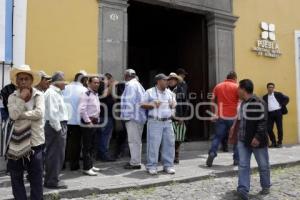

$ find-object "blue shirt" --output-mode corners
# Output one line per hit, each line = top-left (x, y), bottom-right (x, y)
(120, 78), (146, 124)
(63, 82), (88, 125)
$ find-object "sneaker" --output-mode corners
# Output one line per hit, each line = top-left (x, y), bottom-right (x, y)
(123, 163), (142, 170)
(83, 169), (98, 176)
(259, 188), (270, 195)
(164, 167), (176, 174)
(92, 166), (101, 172)
(276, 143), (282, 148)
(206, 154), (215, 167)
(148, 169), (158, 175)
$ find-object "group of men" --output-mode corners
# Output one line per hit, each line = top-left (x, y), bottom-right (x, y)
(120, 69), (189, 174)
(0, 64), (289, 200)
(206, 71), (289, 200)
(1, 65), (190, 199)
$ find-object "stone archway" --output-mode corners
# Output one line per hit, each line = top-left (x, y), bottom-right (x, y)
(98, 0), (238, 89)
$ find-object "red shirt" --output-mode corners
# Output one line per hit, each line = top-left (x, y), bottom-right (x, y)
(213, 79), (239, 118)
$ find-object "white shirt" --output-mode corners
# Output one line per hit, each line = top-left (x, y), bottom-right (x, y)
(142, 87), (176, 119)
(63, 82), (88, 125)
(268, 93), (281, 112)
(44, 85), (69, 131)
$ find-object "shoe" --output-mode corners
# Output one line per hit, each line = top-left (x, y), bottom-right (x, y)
(44, 181), (68, 189)
(206, 153), (215, 167)
(174, 158), (179, 164)
(269, 143), (277, 148)
(92, 166), (101, 172)
(123, 163), (142, 170)
(259, 188), (270, 195)
(236, 191), (249, 200)
(83, 169), (98, 176)
(233, 160), (239, 166)
(148, 169), (158, 175)
(276, 143), (282, 148)
(164, 167), (176, 174)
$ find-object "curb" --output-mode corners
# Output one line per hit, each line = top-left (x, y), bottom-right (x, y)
(29, 160), (300, 200)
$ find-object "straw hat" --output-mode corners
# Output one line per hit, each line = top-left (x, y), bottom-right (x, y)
(168, 72), (183, 82)
(10, 65), (41, 86)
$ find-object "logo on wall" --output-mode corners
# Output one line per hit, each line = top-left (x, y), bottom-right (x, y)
(252, 22), (282, 58)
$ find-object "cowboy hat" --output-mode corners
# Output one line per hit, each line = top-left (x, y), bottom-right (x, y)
(39, 70), (52, 81)
(10, 65), (41, 86)
(168, 72), (183, 82)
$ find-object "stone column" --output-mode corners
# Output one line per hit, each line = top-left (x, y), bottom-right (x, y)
(98, 0), (128, 81)
(207, 13), (238, 89)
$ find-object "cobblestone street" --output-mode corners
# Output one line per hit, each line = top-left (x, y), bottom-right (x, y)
(65, 165), (300, 200)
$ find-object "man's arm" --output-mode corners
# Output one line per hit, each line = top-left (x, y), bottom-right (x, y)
(19, 94), (45, 120)
(279, 92), (289, 106)
(46, 92), (62, 131)
(79, 93), (92, 124)
(140, 89), (157, 110)
(7, 95), (26, 120)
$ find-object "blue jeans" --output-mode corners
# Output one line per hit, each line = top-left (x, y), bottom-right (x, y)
(146, 119), (175, 170)
(237, 141), (271, 197)
(209, 119), (238, 159)
(98, 117), (114, 158)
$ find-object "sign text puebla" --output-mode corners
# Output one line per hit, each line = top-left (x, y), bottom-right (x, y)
(252, 22), (282, 58)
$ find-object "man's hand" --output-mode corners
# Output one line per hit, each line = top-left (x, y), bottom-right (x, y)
(229, 125), (235, 139)
(153, 100), (161, 108)
(169, 100), (176, 109)
(20, 88), (31, 102)
(251, 138), (260, 148)
(211, 115), (219, 123)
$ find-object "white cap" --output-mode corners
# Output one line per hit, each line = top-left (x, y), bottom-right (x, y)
(125, 69), (136, 76)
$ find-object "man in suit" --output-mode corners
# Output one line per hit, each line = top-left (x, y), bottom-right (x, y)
(263, 83), (289, 148)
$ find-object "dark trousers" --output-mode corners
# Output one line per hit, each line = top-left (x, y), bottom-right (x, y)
(97, 117), (114, 158)
(7, 145), (44, 200)
(65, 125), (82, 170)
(175, 141), (181, 159)
(267, 109), (283, 144)
(81, 126), (97, 170)
(44, 121), (67, 186)
(115, 121), (129, 157)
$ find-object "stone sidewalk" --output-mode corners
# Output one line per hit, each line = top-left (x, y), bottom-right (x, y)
(0, 144), (300, 200)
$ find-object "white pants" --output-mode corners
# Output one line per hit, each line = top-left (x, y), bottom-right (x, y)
(125, 120), (144, 166)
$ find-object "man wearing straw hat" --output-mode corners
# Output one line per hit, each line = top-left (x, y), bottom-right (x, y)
(7, 64), (45, 199)
(168, 72), (187, 164)
(35, 71), (52, 92)
(44, 71), (69, 189)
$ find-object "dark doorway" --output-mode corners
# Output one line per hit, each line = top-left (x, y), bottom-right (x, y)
(128, 1), (209, 140)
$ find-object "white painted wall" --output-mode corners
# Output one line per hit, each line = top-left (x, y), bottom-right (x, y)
(295, 31), (300, 143)
(0, 0), (6, 62)
(13, 0), (27, 66)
